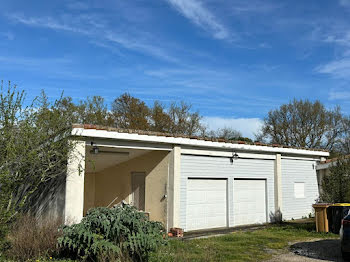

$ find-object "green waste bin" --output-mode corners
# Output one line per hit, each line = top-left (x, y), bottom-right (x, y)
(327, 203), (350, 234)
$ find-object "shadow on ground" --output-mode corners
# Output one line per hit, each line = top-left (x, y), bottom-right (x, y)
(291, 239), (346, 261)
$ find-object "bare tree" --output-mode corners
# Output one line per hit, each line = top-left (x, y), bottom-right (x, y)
(338, 117), (350, 154)
(207, 127), (242, 140)
(257, 99), (343, 150)
(167, 102), (206, 136)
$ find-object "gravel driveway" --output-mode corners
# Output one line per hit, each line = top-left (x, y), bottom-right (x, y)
(267, 238), (347, 262)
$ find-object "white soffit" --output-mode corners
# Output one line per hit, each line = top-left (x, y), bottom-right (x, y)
(72, 128), (329, 157)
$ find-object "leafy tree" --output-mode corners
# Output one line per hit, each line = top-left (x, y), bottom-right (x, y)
(0, 82), (77, 242)
(79, 96), (113, 126)
(235, 136), (253, 143)
(257, 99), (343, 150)
(320, 158), (350, 203)
(149, 101), (171, 133)
(110, 93), (206, 136)
(57, 96), (113, 126)
(55, 96), (80, 122)
(111, 93), (150, 130)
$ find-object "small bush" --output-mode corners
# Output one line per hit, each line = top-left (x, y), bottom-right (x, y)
(58, 204), (167, 261)
(321, 158), (350, 203)
(6, 214), (63, 261)
(269, 209), (283, 224)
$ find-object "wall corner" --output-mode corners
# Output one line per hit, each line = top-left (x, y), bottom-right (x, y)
(64, 140), (86, 224)
(167, 145), (181, 229)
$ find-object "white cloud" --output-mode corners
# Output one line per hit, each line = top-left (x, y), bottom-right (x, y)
(316, 27), (350, 79)
(316, 58), (350, 79)
(0, 56), (71, 67)
(329, 89), (350, 100)
(203, 116), (263, 139)
(165, 0), (230, 40)
(339, 0), (350, 7)
(323, 31), (350, 47)
(0, 55), (106, 79)
(9, 14), (93, 34)
(66, 1), (89, 10)
(230, 1), (281, 14)
(8, 14), (178, 62)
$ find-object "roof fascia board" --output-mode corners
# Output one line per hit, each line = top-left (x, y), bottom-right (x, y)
(73, 128), (329, 157)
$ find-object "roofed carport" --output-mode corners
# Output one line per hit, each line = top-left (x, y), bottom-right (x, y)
(84, 143), (170, 226)
(64, 130), (180, 230)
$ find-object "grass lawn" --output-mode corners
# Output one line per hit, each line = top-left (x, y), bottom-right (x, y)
(149, 221), (338, 262)
(2, 220), (336, 262)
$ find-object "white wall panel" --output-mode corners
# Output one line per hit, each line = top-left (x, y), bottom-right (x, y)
(233, 179), (267, 226)
(281, 159), (318, 220)
(186, 179), (227, 230)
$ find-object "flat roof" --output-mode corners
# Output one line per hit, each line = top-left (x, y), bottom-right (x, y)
(72, 124), (329, 157)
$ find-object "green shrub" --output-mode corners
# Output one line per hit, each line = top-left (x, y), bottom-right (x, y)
(321, 158), (350, 203)
(58, 205), (167, 261)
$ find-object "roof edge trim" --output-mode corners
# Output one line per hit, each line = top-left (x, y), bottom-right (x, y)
(72, 127), (330, 157)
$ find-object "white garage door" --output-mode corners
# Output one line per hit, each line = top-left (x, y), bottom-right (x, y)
(233, 179), (267, 226)
(186, 179), (227, 231)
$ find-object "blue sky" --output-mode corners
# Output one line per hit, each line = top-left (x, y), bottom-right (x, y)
(1, 0), (350, 138)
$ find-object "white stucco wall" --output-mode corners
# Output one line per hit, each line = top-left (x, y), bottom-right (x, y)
(64, 140), (86, 224)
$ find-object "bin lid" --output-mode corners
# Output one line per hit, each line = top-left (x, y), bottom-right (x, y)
(313, 203), (331, 207)
(329, 203), (350, 206)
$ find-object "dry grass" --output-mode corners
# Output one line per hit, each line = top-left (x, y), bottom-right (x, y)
(6, 214), (63, 261)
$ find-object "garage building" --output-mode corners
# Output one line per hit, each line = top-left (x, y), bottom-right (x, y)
(42, 125), (329, 232)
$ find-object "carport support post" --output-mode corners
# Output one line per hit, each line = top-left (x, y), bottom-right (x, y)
(168, 145), (181, 229)
(64, 140), (85, 224)
(274, 153), (282, 213)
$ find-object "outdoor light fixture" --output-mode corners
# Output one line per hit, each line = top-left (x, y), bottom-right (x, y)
(230, 151), (239, 163)
(91, 142), (99, 154)
(89, 141), (129, 155)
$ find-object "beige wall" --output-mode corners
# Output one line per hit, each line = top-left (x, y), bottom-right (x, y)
(84, 172), (95, 213)
(84, 151), (169, 226)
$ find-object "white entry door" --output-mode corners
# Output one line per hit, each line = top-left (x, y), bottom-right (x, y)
(186, 178), (227, 231)
(233, 179), (267, 226)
